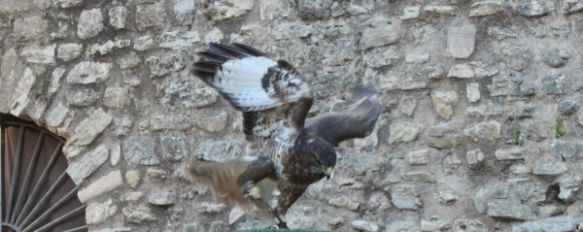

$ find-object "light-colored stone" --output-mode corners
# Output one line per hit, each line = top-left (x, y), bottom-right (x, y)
(421, 218), (449, 231)
(78, 170), (123, 203)
(401, 5), (421, 20)
(274, 22), (312, 40)
(122, 205), (157, 223)
(45, 102), (69, 128)
(158, 77), (219, 108)
(297, 0), (331, 20)
(542, 47), (570, 68)
(203, 27), (225, 43)
(9, 68), (36, 116)
(391, 184), (421, 209)
(405, 52), (430, 64)
(447, 22), (476, 58)
(110, 142), (121, 166)
(193, 110), (228, 132)
(48, 67), (66, 95)
(466, 149), (484, 168)
(423, 5), (458, 15)
(360, 18), (401, 50)
(57, 43), (83, 61)
(145, 53), (185, 77)
(578, 109), (583, 126)
(136, 3), (166, 30)
(495, 147), (525, 160)
(20, 44), (55, 64)
(160, 132), (189, 161)
(407, 149), (436, 165)
(134, 35), (156, 51)
(402, 171), (434, 182)
(77, 9), (104, 39)
(431, 90), (460, 120)
(386, 221), (420, 232)
(124, 137), (160, 165)
(470, 0), (505, 17)
(159, 31), (201, 49)
(195, 139), (243, 161)
(174, 0), (195, 24)
(379, 69), (427, 90)
(328, 195), (360, 210)
(67, 144), (109, 185)
(123, 191), (144, 202)
(13, 15), (48, 41)
(228, 207), (245, 225)
(427, 126), (463, 149)
(65, 88), (101, 107)
(388, 121), (424, 144)
(448, 64), (475, 78)
(200, 202), (227, 214)
(104, 86), (131, 108)
(533, 159), (569, 176)
(109, 6), (128, 29)
(148, 189), (176, 206)
(351, 220), (379, 232)
(487, 200), (535, 220)
(453, 219), (488, 232)
(86, 39), (131, 57)
(363, 47), (400, 68)
(117, 51), (141, 69)
(86, 199), (117, 224)
(66, 62), (111, 84)
(467, 83), (480, 102)
(125, 170), (140, 189)
(53, 0), (83, 8)
(464, 121), (501, 142)
(208, 0), (254, 21)
(399, 97), (417, 116)
(367, 192), (391, 211)
(512, 0), (555, 17)
(63, 108), (113, 158)
(561, 0), (583, 14)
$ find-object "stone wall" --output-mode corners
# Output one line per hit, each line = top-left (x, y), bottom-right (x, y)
(2, 0), (583, 231)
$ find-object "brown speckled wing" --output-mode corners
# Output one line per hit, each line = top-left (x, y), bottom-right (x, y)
(304, 86), (384, 146)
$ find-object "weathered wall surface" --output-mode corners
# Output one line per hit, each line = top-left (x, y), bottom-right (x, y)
(2, 0), (583, 231)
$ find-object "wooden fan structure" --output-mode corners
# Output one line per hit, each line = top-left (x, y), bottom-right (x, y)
(1, 115), (87, 232)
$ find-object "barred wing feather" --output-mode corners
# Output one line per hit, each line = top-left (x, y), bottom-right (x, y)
(193, 43), (313, 142)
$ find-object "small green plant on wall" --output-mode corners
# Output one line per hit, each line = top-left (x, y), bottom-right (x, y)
(555, 118), (566, 138)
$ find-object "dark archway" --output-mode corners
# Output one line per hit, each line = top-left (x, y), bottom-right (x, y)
(1, 114), (87, 232)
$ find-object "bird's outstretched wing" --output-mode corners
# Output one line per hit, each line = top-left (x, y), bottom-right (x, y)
(186, 157), (276, 213)
(304, 86), (384, 146)
(193, 43), (313, 142)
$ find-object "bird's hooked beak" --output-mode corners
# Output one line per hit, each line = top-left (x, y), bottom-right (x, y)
(323, 167), (334, 180)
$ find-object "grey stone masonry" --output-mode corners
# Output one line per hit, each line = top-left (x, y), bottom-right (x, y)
(1, 0), (583, 231)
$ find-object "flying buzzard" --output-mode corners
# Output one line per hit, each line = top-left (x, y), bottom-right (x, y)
(188, 43), (383, 229)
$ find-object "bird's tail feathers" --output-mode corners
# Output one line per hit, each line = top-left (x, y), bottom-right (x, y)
(186, 158), (276, 213)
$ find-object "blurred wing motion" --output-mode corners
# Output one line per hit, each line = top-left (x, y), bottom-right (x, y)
(193, 43), (313, 142)
(186, 157), (276, 213)
(304, 86), (384, 146)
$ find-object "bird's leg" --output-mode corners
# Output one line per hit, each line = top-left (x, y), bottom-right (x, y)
(271, 208), (289, 229)
(237, 156), (276, 199)
(242, 181), (261, 199)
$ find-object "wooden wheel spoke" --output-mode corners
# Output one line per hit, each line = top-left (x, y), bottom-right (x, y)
(1, 115), (87, 232)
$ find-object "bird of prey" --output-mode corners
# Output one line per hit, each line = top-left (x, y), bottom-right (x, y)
(188, 43), (383, 229)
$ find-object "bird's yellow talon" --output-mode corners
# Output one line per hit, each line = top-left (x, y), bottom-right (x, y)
(246, 186), (261, 199)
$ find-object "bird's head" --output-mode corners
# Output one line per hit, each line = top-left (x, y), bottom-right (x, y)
(304, 135), (337, 180)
